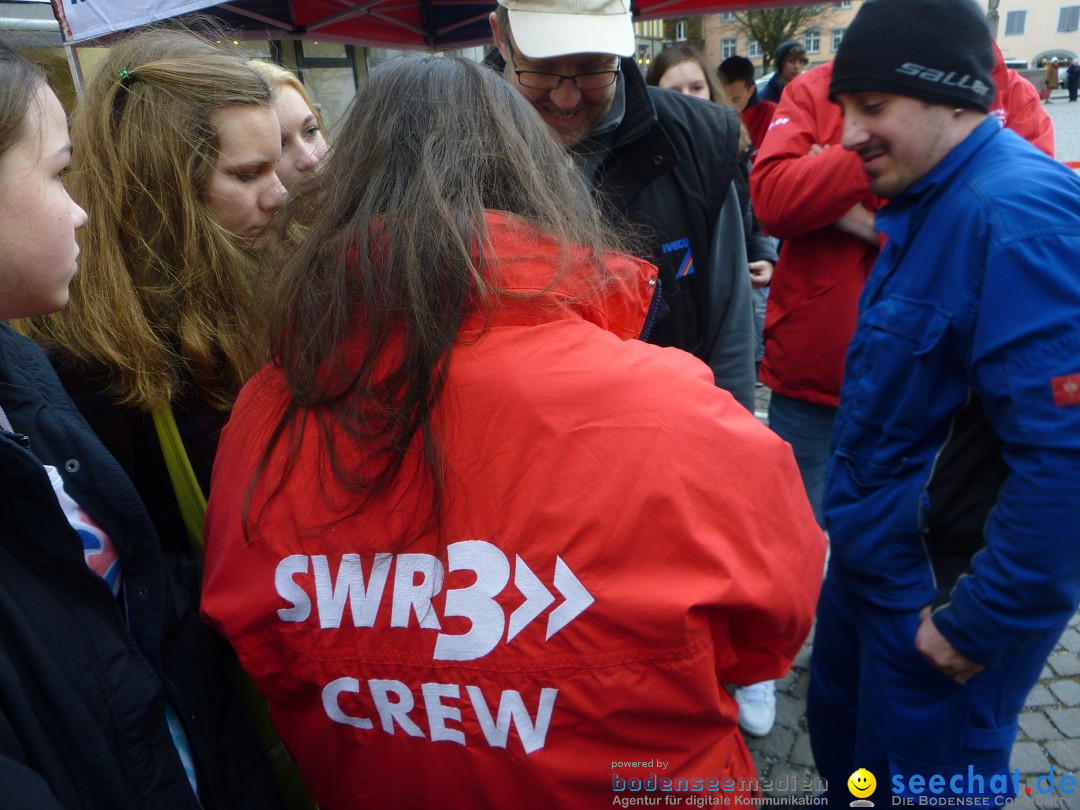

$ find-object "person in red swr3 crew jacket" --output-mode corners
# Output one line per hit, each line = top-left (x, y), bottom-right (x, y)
(199, 57), (827, 810)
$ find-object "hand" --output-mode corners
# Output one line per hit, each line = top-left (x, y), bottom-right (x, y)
(808, 143), (828, 157)
(834, 203), (878, 245)
(915, 606), (984, 684)
(748, 261), (774, 289)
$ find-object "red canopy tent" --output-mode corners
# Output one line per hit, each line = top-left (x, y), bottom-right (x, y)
(50, 0), (802, 50)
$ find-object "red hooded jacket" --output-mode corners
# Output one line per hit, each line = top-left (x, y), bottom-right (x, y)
(201, 213), (826, 809)
(750, 60), (1053, 408)
(989, 41), (1055, 158)
(750, 63), (878, 407)
(742, 95), (778, 154)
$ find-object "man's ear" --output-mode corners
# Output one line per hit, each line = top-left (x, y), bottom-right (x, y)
(489, 12), (510, 64)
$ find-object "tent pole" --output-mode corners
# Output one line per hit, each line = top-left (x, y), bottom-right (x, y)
(65, 43), (84, 94)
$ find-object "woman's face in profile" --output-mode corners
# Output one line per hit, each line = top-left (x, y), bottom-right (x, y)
(273, 85), (329, 189)
(204, 103), (286, 249)
(0, 84), (88, 321)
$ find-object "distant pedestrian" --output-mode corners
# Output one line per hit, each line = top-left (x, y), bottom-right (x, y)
(1066, 57), (1080, 102)
(759, 41), (807, 104)
(646, 42), (722, 102)
(810, 0), (1080, 803)
(1043, 57), (1059, 102)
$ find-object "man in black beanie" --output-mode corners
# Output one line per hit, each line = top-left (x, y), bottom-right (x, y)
(828, 0), (994, 198)
(807, 0), (1080, 803)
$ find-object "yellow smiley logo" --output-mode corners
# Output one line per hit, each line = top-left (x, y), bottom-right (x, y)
(848, 767), (877, 798)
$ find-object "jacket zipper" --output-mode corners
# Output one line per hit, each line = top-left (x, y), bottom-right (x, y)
(917, 387), (973, 591)
(639, 277), (664, 342)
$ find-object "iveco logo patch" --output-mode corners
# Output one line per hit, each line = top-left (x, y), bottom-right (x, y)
(661, 237), (695, 279)
(895, 62), (992, 97)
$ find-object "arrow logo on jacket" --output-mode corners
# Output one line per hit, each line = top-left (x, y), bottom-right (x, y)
(507, 555), (595, 643)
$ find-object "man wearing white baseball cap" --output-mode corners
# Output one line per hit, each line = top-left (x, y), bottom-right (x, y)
(488, 0), (759, 413)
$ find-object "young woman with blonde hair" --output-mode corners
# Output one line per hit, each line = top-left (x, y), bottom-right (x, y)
(28, 28), (286, 559)
(248, 59), (329, 189)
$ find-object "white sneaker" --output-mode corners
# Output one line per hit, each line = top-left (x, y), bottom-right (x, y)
(735, 680), (776, 737)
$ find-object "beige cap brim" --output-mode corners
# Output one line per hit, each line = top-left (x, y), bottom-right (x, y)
(508, 7), (635, 58)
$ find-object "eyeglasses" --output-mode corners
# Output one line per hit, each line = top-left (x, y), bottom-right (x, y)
(506, 40), (620, 92)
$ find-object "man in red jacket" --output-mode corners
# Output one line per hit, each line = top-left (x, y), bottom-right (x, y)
(749, 61), (880, 532)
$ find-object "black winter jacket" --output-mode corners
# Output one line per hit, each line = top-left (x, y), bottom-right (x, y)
(759, 73), (786, 105)
(0, 324), (281, 810)
(484, 53), (756, 410)
(53, 355), (226, 562)
(596, 59), (755, 408)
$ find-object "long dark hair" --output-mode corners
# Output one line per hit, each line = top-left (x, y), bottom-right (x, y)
(252, 56), (630, 547)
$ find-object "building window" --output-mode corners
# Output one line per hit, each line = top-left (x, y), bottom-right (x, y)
(1004, 10), (1026, 35)
(1059, 6), (1080, 32)
(747, 39), (762, 58)
(833, 1), (851, 8)
(634, 19), (662, 39)
(721, 38), (738, 59)
(675, 21), (687, 41)
(831, 28), (846, 51)
(804, 29), (821, 54)
(720, 11), (736, 21)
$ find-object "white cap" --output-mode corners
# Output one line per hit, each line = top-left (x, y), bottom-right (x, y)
(497, 0), (635, 59)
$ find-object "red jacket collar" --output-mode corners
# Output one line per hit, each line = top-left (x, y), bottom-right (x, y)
(466, 211), (658, 341)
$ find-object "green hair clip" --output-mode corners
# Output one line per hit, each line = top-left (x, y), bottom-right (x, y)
(117, 67), (133, 85)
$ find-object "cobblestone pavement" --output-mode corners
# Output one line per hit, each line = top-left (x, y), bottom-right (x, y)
(746, 383), (1080, 801)
(742, 611), (1080, 801)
